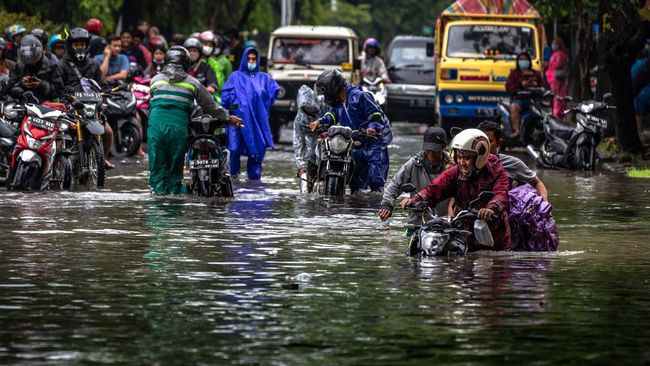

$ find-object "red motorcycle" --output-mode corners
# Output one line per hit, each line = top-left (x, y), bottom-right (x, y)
(6, 99), (72, 190)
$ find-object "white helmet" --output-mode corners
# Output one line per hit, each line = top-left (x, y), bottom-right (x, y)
(450, 128), (490, 169)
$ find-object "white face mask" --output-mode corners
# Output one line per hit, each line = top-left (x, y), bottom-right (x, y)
(202, 45), (214, 56)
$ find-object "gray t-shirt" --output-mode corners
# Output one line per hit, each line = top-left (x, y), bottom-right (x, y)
(498, 153), (537, 188)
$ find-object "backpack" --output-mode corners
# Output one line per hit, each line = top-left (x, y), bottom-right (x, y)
(508, 184), (560, 251)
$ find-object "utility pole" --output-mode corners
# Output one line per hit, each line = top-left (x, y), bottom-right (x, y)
(331, 0), (338, 12)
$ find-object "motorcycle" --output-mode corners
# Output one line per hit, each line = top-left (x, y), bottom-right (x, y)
(186, 110), (236, 197)
(496, 87), (554, 149)
(131, 75), (151, 143)
(401, 183), (495, 257)
(0, 97), (25, 178)
(104, 84), (141, 157)
(527, 93), (615, 171)
(6, 95), (72, 191)
(361, 76), (387, 109)
(63, 81), (107, 188)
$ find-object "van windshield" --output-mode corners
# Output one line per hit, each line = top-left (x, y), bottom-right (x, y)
(389, 40), (435, 67)
(272, 38), (349, 65)
(446, 25), (536, 59)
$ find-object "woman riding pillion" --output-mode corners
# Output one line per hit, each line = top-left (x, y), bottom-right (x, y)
(310, 69), (392, 193)
(147, 46), (242, 195)
(400, 129), (511, 251)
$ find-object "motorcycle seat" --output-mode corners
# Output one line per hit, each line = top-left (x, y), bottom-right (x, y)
(545, 116), (574, 140)
(42, 102), (67, 112)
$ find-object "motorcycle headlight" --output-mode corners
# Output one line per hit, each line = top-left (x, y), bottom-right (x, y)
(84, 105), (96, 117)
(580, 103), (595, 114)
(328, 135), (350, 154)
(420, 232), (448, 256)
(444, 94), (454, 104)
(26, 135), (42, 149)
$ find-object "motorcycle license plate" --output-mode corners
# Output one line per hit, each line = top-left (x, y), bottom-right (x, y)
(28, 116), (56, 131)
(189, 159), (220, 169)
(74, 92), (102, 102)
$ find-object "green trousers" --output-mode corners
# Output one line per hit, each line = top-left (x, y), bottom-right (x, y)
(147, 107), (189, 195)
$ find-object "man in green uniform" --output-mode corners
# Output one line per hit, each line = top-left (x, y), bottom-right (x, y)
(148, 46), (242, 195)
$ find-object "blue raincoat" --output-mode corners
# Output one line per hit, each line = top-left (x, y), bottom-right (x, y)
(320, 83), (393, 192)
(221, 47), (280, 180)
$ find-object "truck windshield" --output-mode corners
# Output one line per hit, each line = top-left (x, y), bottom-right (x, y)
(272, 38), (349, 65)
(446, 25), (536, 59)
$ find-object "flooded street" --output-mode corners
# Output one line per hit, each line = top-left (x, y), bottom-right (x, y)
(1, 123), (650, 365)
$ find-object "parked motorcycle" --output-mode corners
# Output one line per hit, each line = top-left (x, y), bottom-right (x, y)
(496, 87), (553, 149)
(63, 82), (106, 188)
(0, 97), (25, 178)
(361, 76), (387, 110)
(527, 93), (615, 171)
(186, 110), (236, 197)
(401, 183), (494, 257)
(104, 84), (141, 157)
(6, 96), (72, 190)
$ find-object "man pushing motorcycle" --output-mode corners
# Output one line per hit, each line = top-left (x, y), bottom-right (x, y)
(309, 69), (392, 193)
(400, 129), (511, 251)
(147, 46), (242, 195)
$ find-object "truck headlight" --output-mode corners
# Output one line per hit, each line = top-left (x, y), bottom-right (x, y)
(277, 85), (286, 99)
(455, 94), (464, 104)
(444, 94), (454, 104)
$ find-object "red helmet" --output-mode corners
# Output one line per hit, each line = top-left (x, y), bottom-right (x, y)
(85, 18), (104, 36)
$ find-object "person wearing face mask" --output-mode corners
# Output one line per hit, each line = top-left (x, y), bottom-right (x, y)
(182, 37), (218, 94)
(546, 37), (570, 119)
(310, 69), (393, 193)
(221, 47), (280, 180)
(199, 31), (232, 101)
(400, 128), (511, 251)
(505, 52), (544, 139)
(144, 44), (166, 77)
(379, 126), (450, 227)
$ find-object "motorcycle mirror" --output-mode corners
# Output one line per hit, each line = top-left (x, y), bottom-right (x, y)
(449, 126), (462, 138)
(478, 191), (494, 203)
(23, 91), (38, 104)
(473, 219), (494, 247)
(367, 113), (382, 122)
(603, 92), (612, 102)
(300, 105), (320, 118)
(400, 183), (417, 193)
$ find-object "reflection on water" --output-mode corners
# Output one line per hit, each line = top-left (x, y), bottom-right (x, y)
(1, 125), (650, 364)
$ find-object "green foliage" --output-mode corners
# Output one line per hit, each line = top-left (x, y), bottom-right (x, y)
(627, 168), (650, 178)
(0, 10), (61, 39)
(76, 0), (124, 33)
(249, 1), (277, 33)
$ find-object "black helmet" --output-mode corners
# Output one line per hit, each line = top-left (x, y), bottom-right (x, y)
(65, 28), (91, 63)
(183, 37), (202, 51)
(315, 69), (346, 105)
(19, 35), (43, 64)
(30, 28), (47, 47)
(165, 46), (191, 72)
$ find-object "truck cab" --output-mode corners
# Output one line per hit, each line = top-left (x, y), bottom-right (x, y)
(435, 14), (544, 133)
(267, 26), (359, 142)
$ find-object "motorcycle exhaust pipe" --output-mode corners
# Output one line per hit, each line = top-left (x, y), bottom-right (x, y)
(526, 144), (540, 160)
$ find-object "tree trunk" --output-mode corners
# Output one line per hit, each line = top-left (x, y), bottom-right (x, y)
(238, 0), (258, 30)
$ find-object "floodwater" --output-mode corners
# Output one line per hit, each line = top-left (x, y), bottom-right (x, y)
(1, 124), (649, 365)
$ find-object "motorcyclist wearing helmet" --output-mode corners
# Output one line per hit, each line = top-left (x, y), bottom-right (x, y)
(30, 29), (58, 64)
(400, 128), (511, 251)
(94, 35), (129, 82)
(55, 27), (114, 169)
(8, 35), (63, 103)
(5, 24), (26, 62)
(0, 37), (16, 75)
(48, 34), (66, 60)
(183, 37), (218, 95)
(361, 38), (391, 83)
(86, 18), (107, 59)
(148, 46), (243, 195)
(310, 69), (393, 193)
(199, 30), (232, 101)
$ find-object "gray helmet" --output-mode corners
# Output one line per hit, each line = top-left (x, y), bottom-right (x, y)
(183, 37), (202, 51)
(19, 35), (43, 64)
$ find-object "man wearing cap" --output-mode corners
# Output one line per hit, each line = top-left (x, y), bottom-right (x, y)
(379, 126), (450, 225)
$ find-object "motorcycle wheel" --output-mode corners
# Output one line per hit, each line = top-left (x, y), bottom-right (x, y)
(324, 176), (344, 196)
(51, 154), (72, 190)
(9, 160), (38, 190)
(220, 176), (234, 197)
(111, 123), (142, 158)
(406, 235), (420, 256)
(197, 169), (214, 197)
(83, 139), (106, 188)
(574, 146), (593, 171)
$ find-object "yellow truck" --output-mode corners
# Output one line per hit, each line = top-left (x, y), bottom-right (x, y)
(434, 0), (545, 132)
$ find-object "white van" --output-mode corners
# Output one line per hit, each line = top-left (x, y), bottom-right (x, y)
(267, 25), (359, 142)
